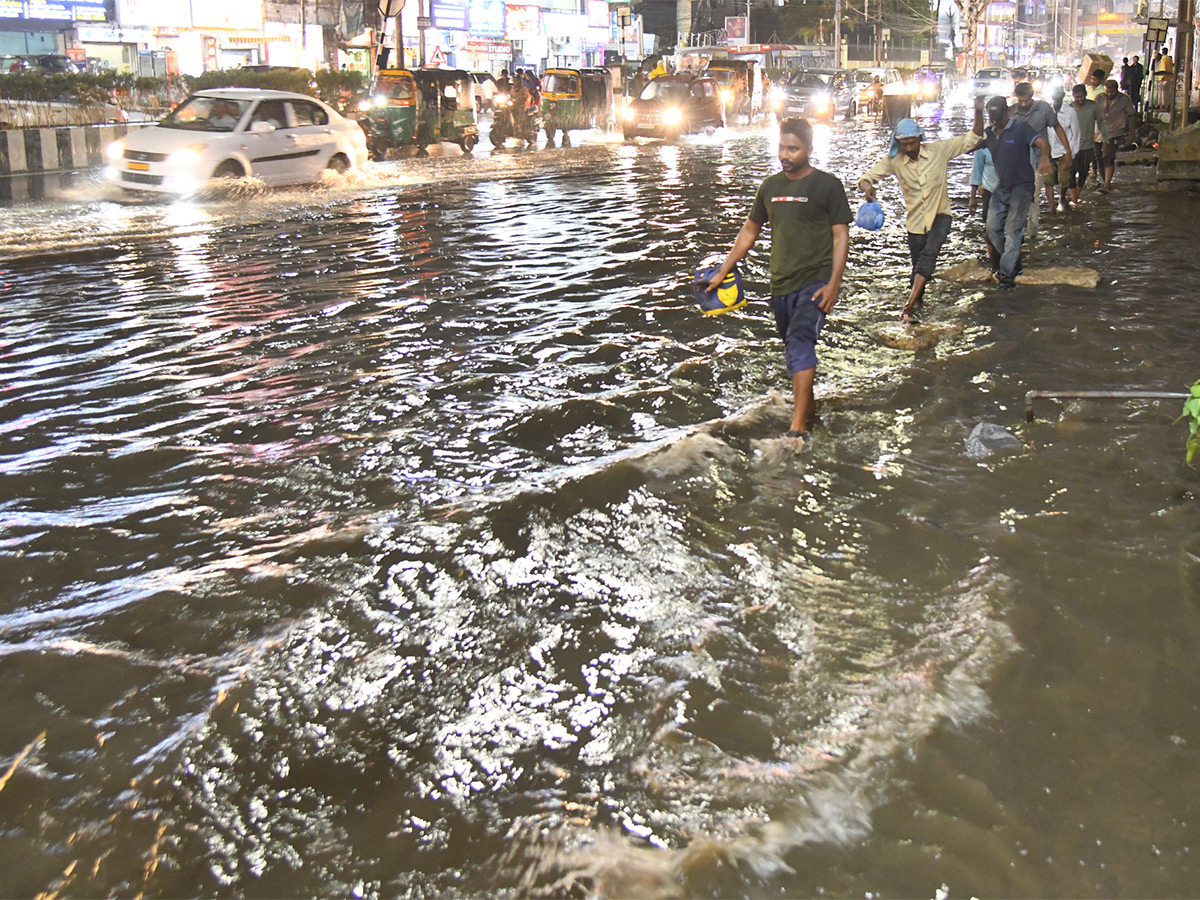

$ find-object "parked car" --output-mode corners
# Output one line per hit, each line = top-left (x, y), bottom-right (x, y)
(774, 68), (856, 120)
(19, 54), (80, 74)
(622, 74), (725, 139)
(972, 67), (1016, 99)
(104, 88), (368, 194)
(1, 54), (28, 74)
(472, 72), (497, 111)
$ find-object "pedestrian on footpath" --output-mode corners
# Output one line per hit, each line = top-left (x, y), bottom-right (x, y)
(1098, 78), (1139, 192)
(1069, 84), (1107, 204)
(1128, 54), (1145, 111)
(856, 98), (985, 321)
(1047, 87), (1080, 211)
(1011, 81), (1073, 233)
(706, 117), (851, 447)
(983, 95), (1052, 290)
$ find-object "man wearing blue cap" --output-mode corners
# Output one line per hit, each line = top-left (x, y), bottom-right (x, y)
(856, 96), (986, 321)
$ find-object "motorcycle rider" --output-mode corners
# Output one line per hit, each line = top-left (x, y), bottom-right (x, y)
(511, 72), (529, 141)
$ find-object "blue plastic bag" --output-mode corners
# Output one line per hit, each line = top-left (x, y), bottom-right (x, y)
(855, 200), (885, 231)
(692, 265), (747, 316)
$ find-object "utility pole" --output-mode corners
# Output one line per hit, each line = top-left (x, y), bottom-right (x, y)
(1172, 0), (1193, 128)
(834, 0), (841, 66)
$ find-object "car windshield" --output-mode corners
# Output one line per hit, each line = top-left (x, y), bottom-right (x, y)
(376, 77), (413, 100)
(160, 96), (250, 132)
(544, 73), (579, 93)
(792, 73), (830, 88)
(640, 80), (689, 101)
(977, 69), (1006, 79)
(856, 71), (881, 83)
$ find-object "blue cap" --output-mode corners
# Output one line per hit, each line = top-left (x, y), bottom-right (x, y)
(888, 118), (925, 156)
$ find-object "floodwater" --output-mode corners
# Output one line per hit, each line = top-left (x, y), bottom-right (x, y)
(1, 113), (1199, 899)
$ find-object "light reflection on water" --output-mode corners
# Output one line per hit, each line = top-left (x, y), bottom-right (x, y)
(1, 117), (1199, 898)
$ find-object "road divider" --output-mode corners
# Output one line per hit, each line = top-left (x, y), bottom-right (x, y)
(1, 123), (151, 176)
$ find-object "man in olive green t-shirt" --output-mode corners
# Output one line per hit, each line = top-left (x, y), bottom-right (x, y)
(707, 117), (852, 449)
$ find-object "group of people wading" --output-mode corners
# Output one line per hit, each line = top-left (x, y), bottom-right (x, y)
(703, 75), (1143, 454)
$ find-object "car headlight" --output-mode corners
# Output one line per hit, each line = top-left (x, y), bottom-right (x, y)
(772, 87), (785, 102)
(167, 146), (202, 167)
(623, 107), (636, 122)
(663, 107), (682, 126)
(104, 139), (124, 162)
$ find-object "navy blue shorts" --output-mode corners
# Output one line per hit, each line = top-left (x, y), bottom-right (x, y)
(770, 280), (827, 375)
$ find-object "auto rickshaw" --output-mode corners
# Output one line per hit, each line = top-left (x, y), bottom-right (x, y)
(359, 67), (478, 157)
(540, 67), (615, 145)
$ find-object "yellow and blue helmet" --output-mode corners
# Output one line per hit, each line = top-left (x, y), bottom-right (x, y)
(692, 265), (747, 316)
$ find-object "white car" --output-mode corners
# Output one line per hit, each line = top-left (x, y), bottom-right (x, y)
(105, 88), (369, 194)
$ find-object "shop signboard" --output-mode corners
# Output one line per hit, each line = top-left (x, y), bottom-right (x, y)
(466, 38), (510, 57)
(118, 0), (191, 28)
(431, 0), (468, 31)
(0, 0), (107, 19)
(191, 0), (262, 30)
(468, 0), (504, 38)
(504, 4), (539, 40)
(586, 0), (607, 29)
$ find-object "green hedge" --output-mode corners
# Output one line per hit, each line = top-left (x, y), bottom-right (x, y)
(0, 68), (369, 125)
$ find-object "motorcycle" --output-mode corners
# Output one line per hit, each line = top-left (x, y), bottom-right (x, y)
(488, 90), (539, 146)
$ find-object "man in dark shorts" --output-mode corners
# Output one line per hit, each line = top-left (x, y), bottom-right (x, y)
(855, 97), (984, 321)
(1098, 78), (1138, 192)
(984, 95), (1052, 290)
(1069, 83), (1106, 205)
(707, 117), (851, 449)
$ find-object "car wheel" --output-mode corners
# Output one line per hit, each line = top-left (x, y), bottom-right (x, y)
(847, 101), (856, 119)
(212, 160), (244, 179)
(326, 153), (350, 174)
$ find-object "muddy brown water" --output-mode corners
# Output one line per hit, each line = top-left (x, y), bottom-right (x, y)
(1, 114), (1198, 897)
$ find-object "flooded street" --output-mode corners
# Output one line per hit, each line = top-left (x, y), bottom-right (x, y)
(2, 114), (1199, 898)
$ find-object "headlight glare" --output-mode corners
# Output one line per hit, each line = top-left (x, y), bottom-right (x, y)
(167, 146), (202, 167)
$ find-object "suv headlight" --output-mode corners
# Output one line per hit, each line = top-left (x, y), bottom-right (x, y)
(663, 107), (682, 126)
(104, 140), (124, 161)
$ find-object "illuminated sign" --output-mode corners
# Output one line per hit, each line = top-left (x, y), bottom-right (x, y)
(505, 4), (538, 40)
(469, 0), (504, 38)
(192, 0), (262, 29)
(431, 0), (468, 31)
(1, 0), (107, 19)
(118, 0), (191, 27)
(586, 0), (607, 29)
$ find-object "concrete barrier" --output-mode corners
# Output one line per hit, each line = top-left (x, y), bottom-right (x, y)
(1157, 121), (1200, 181)
(0, 123), (151, 176)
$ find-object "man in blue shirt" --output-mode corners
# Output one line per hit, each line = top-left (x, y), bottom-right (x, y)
(984, 95), (1052, 290)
